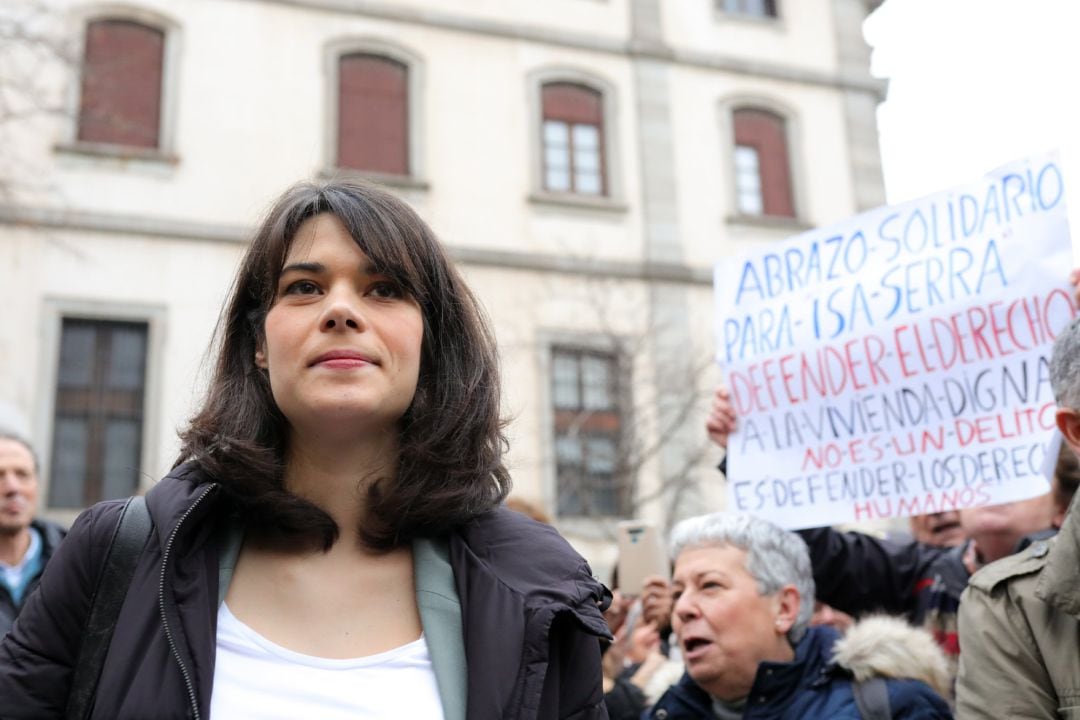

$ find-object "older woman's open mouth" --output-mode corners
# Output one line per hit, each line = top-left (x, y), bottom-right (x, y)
(682, 636), (713, 659)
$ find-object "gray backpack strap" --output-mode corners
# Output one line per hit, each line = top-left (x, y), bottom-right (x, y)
(852, 677), (892, 720)
(413, 537), (466, 720)
(216, 521), (244, 607)
(65, 496), (153, 720)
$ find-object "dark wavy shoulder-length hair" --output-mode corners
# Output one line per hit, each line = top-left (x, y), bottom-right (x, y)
(178, 179), (511, 550)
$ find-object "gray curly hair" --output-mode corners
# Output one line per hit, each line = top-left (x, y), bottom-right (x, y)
(669, 512), (815, 644)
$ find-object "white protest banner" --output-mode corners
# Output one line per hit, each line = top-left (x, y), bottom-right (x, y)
(714, 152), (1075, 529)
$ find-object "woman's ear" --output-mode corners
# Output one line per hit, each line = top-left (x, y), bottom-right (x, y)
(1056, 408), (1080, 454)
(773, 585), (801, 635)
(255, 344), (268, 369)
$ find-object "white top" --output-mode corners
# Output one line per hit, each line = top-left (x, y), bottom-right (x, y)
(209, 602), (445, 720)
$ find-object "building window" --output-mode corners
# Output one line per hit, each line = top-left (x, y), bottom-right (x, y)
(720, 0), (778, 18)
(541, 83), (605, 196)
(77, 19), (164, 149)
(551, 347), (626, 517)
(732, 108), (794, 218)
(49, 319), (148, 508)
(337, 53), (409, 175)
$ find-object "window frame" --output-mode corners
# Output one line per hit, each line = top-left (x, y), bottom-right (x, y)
(49, 318), (150, 508)
(34, 298), (166, 514)
(540, 335), (633, 521)
(322, 37), (427, 188)
(719, 96), (805, 226)
(527, 67), (623, 209)
(60, 6), (181, 162)
(540, 83), (606, 196)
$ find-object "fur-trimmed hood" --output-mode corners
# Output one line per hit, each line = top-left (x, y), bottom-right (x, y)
(832, 615), (951, 698)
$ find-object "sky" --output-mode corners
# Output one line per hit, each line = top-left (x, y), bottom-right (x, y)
(865, 0), (1080, 242)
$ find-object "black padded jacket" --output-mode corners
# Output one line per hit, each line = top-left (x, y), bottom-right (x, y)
(0, 463), (612, 719)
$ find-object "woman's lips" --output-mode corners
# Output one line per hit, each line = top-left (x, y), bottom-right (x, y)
(310, 350), (377, 369)
(316, 358), (372, 369)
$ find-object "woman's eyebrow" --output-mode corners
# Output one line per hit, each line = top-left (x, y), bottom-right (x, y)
(279, 261), (326, 276)
(683, 569), (727, 584)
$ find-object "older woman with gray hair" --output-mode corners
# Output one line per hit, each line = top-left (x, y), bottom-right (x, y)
(648, 513), (953, 719)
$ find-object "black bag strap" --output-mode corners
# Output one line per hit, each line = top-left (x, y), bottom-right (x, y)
(65, 495), (153, 720)
(852, 676), (892, 720)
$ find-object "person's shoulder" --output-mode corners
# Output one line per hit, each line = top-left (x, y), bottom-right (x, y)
(453, 507), (607, 606)
(143, 462), (220, 524)
(460, 507), (588, 577)
(648, 672), (711, 719)
(967, 539), (1053, 594)
(816, 624), (952, 720)
(883, 677), (954, 719)
(462, 506), (571, 554)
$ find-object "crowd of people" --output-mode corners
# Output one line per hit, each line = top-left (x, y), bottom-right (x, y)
(0, 177), (1075, 718)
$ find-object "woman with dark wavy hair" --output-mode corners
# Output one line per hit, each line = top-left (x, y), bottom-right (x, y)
(0, 180), (611, 719)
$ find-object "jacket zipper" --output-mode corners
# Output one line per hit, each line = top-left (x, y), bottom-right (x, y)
(158, 484), (217, 720)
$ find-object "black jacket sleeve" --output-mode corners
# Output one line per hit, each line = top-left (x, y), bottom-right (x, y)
(0, 501), (124, 717)
(538, 618), (610, 720)
(798, 526), (948, 619)
(603, 676), (646, 720)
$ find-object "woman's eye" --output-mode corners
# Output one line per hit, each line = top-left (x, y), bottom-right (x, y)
(369, 281), (404, 299)
(284, 279), (320, 295)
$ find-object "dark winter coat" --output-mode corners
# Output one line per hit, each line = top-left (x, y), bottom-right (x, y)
(0, 463), (612, 719)
(797, 527), (970, 657)
(647, 625), (952, 719)
(0, 518), (66, 638)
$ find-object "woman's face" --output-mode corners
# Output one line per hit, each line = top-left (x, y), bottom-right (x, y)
(671, 544), (796, 701)
(256, 213), (424, 435)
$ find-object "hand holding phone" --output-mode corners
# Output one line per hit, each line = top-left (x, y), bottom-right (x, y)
(616, 520), (669, 597)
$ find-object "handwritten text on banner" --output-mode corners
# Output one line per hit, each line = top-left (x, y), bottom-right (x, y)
(714, 153), (1075, 529)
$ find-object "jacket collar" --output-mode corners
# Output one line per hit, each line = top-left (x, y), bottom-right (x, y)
(30, 517), (66, 557)
(144, 462), (222, 550)
(657, 672), (716, 717)
(751, 625), (836, 705)
(1037, 494), (1080, 618)
(654, 627), (836, 718)
(449, 507), (611, 635)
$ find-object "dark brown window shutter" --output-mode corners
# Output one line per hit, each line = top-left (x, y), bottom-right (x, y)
(338, 54), (408, 175)
(78, 20), (164, 149)
(733, 108), (794, 217)
(542, 83), (602, 125)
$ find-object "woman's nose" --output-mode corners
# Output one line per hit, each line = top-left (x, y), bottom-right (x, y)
(673, 592), (697, 621)
(320, 291), (366, 332)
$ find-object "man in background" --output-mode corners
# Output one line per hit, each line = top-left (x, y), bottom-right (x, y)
(0, 432), (65, 637)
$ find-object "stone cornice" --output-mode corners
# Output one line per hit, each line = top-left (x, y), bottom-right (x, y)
(241, 0), (886, 99)
(0, 203), (714, 285)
